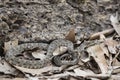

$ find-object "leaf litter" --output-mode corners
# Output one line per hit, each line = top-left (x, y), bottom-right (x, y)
(0, 0), (120, 80)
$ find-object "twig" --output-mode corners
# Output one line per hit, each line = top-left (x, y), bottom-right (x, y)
(112, 50), (120, 64)
(38, 71), (111, 79)
(89, 28), (115, 40)
(67, 72), (110, 79)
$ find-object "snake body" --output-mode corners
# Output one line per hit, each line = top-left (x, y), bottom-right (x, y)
(5, 43), (50, 69)
(16, 0), (48, 4)
(5, 39), (79, 69)
(52, 50), (79, 66)
(47, 39), (79, 66)
(47, 39), (74, 57)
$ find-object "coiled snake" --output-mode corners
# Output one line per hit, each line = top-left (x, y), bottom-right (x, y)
(5, 39), (79, 69)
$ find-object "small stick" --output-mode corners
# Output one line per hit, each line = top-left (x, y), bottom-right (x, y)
(89, 28), (115, 40)
(112, 50), (120, 65)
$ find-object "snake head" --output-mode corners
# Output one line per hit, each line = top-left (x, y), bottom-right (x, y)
(52, 49), (79, 66)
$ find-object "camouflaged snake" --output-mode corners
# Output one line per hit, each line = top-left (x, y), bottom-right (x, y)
(5, 39), (79, 69)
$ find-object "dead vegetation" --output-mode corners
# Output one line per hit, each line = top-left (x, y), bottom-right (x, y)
(0, 0), (120, 80)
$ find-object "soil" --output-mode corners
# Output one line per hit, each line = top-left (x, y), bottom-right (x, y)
(0, 0), (120, 79)
(0, 0), (118, 42)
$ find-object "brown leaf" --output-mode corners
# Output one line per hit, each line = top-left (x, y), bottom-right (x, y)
(87, 43), (109, 74)
(104, 39), (118, 54)
(65, 28), (75, 43)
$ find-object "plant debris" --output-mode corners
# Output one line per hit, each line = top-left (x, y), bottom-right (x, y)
(0, 0), (120, 80)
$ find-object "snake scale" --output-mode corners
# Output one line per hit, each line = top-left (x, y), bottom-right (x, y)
(5, 39), (79, 69)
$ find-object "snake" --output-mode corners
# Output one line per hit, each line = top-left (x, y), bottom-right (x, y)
(5, 39), (79, 69)
(52, 50), (79, 66)
(5, 43), (50, 69)
(47, 39), (79, 66)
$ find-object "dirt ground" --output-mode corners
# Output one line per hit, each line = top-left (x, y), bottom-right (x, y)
(0, 0), (120, 80)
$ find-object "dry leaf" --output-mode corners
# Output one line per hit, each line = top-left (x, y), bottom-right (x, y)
(112, 59), (120, 66)
(87, 43), (109, 74)
(25, 74), (39, 80)
(65, 28), (75, 43)
(110, 12), (120, 36)
(99, 34), (106, 40)
(32, 50), (47, 60)
(112, 66), (120, 74)
(69, 76), (78, 80)
(0, 58), (19, 75)
(104, 39), (118, 54)
(100, 43), (109, 57)
(43, 72), (70, 79)
(74, 68), (94, 77)
(90, 78), (101, 80)
(53, 46), (68, 56)
(65, 65), (79, 71)
(47, 78), (60, 80)
(23, 52), (35, 60)
(67, 71), (110, 79)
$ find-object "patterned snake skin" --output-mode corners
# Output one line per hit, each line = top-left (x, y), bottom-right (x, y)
(47, 39), (74, 57)
(15, 0), (49, 4)
(52, 50), (79, 66)
(5, 39), (79, 69)
(47, 39), (79, 66)
(5, 43), (50, 69)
